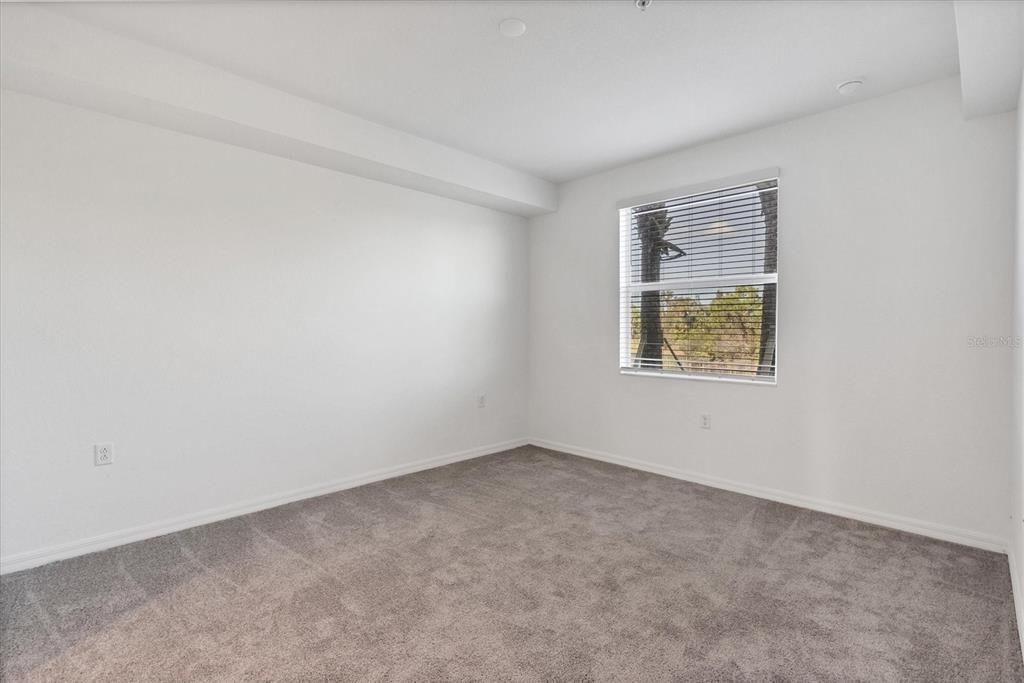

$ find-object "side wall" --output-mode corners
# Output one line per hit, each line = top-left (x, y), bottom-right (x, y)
(1012, 68), (1024, 647)
(528, 77), (1016, 550)
(0, 92), (529, 570)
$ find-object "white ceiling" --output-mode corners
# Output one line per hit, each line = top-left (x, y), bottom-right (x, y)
(56, 0), (960, 183)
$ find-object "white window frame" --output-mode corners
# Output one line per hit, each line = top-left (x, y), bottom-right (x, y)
(617, 168), (780, 385)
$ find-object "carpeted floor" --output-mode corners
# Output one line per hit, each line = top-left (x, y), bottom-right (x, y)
(1, 446), (1020, 681)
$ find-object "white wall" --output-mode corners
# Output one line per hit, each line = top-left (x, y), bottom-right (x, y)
(2, 75), (1018, 571)
(0, 91), (529, 566)
(1012, 68), (1024, 639)
(528, 77), (1016, 549)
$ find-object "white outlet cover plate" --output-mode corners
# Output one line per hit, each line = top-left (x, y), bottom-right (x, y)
(94, 443), (114, 466)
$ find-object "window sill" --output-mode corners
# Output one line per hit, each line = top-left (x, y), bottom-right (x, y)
(619, 368), (777, 386)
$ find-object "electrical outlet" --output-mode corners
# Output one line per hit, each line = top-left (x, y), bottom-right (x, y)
(700, 414), (711, 430)
(477, 395), (487, 409)
(94, 443), (114, 466)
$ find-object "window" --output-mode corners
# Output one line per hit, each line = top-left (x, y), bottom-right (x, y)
(619, 172), (778, 383)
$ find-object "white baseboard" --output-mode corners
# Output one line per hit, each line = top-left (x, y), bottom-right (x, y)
(1009, 546), (1024, 657)
(0, 438), (528, 575)
(530, 438), (1008, 554)
(2, 436), (1007, 574)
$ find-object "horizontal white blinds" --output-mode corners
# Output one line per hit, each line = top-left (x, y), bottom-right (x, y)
(620, 177), (778, 382)
(627, 182), (777, 283)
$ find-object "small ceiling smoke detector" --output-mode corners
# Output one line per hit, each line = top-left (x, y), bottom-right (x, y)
(499, 18), (527, 38)
(836, 79), (865, 96)
(636, 0), (653, 10)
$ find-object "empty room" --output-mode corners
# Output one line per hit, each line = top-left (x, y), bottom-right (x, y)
(1, 0), (1023, 680)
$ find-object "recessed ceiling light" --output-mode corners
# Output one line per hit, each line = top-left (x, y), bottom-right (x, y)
(499, 18), (527, 38)
(836, 79), (865, 96)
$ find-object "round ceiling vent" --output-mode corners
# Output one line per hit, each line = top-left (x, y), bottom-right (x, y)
(836, 79), (865, 96)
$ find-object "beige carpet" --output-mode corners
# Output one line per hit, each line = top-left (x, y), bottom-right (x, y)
(1, 446), (1020, 681)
